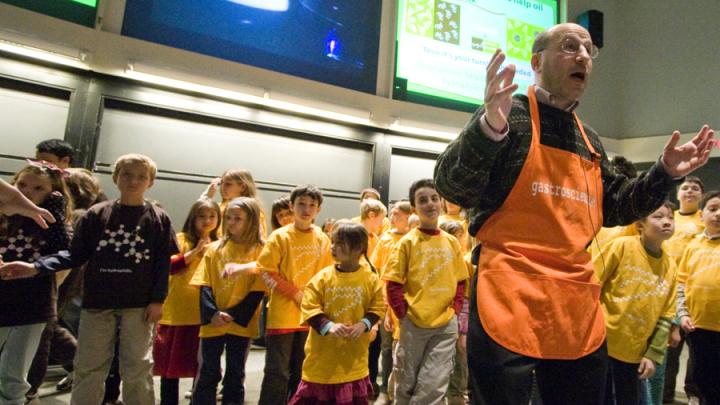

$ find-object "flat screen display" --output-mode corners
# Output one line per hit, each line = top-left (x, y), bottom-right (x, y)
(1, 0), (97, 27)
(394, 0), (559, 111)
(122, 0), (382, 94)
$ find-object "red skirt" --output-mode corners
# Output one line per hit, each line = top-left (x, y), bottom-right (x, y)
(152, 324), (200, 378)
(288, 376), (373, 405)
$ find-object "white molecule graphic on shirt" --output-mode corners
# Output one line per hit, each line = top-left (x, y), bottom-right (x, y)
(326, 285), (364, 320)
(96, 224), (150, 264)
(0, 229), (45, 262)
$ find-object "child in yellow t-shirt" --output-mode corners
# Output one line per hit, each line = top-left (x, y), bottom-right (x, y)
(594, 201), (678, 405)
(288, 221), (385, 404)
(666, 176), (705, 263)
(256, 185), (333, 405)
(359, 198), (387, 259)
(369, 200), (412, 401)
(383, 179), (468, 404)
(190, 197), (266, 404)
(677, 190), (720, 403)
(153, 198), (220, 404)
(201, 168), (267, 237)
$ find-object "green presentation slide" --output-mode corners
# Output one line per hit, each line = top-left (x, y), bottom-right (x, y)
(396, 0), (557, 107)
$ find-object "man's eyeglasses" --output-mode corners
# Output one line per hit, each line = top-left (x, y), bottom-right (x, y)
(538, 37), (599, 59)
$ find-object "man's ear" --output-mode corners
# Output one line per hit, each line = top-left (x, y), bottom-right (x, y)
(531, 52), (542, 73)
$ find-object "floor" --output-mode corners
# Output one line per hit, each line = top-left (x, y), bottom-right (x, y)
(34, 345), (691, 404)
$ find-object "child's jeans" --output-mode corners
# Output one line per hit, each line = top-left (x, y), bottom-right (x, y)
(0, 323), (44, 405)
(70, 308), (154, 405)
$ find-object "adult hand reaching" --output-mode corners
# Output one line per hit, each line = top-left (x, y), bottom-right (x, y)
(0, 179), (55, 229)
(661, 125), (714, 178)
(484, 49), (519, 132)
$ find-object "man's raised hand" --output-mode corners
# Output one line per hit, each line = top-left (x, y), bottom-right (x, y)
(484, 49), (519, 132)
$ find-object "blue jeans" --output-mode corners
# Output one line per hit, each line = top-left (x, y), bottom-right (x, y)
(0, 323), (45, 405)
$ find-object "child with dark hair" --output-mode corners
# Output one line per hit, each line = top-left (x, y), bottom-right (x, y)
(594, 202), (678, 404)
(35, 139), (75, 169)
(384, 179), (468, 404)
(257, 185), (333, 404)
(289, 221), (385, 404)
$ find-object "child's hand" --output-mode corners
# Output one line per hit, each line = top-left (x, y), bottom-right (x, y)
(144, 303), (163, 323)
(669, 324), (681, 348)
(204, 177), (221, 199)
(0, 261), (39, 280)
(211, 311), (232, 327)
(638, 357), (656, 379)
(680, 315), (696, 333)
(329, 323), (350, 338)
(222, 262), (256, 279)
(367, 324), (378, 341)
(384, 312), (394, 332)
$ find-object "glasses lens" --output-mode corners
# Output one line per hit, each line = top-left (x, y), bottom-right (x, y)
(560, 37), (598, 59)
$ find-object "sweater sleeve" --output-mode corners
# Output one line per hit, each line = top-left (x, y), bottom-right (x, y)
(265, 272), (301, 300)
(453, 282), (466, 315)
(434, 106), (512, 207)
(644, 317), (672, 364)
(386, 281), (407, 319)
(169, 254), (187, 275)
(34, 208), (97, 274)
(200, 286), (219, 325)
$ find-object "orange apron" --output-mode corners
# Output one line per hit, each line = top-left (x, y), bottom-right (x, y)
(475, 85), (606, 360)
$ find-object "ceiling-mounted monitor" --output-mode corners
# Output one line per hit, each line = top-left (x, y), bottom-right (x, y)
(0, 0), (98, 27)
(394, 0), (559, 112)
(122, 0), (382, 94)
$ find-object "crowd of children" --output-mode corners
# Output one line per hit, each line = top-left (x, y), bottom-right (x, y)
(0, 142), (718, 405)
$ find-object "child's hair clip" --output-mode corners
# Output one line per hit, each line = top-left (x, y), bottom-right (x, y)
(25, 159), (67, 176)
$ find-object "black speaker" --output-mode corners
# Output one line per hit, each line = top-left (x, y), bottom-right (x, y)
(577, 10), (604, 49)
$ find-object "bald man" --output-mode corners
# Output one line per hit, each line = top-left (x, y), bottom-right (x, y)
(435, 23), (713, 404)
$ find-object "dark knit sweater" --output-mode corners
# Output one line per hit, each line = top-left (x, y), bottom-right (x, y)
(434, 94), (679, 239)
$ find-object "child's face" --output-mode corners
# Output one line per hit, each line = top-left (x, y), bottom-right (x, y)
(225, 207), (249, 237)
(291, 195), (321, 227)
(35, 152), (71, 169)
(390, 208), (410, 230)
(365, 212), (385, 234)
(220, 178), (246, 200)
(194, 207), (219, 236)
(15, 172), (53, 205)
(702, 197), (720, 236)
(115, 163), (153, 198)
(274, 208), (294, 227)
(413, 187), (442, 226)
(638, 205), (675, 243)
(677, 181), (702, 210)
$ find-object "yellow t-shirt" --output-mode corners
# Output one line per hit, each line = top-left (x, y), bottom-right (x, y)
(190, 240), (265, 338)
(665, 210), (704, 264)
(370, 231), (406, 278)
(160, 233), (202, 326)
(677, 234), (720, 332)
(383, 229), (468, 329)
(589, 225), (637, 258)
(594, 235), (677, 363)
(258, 224), (333, 330)
(300, 263), (385, 384)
